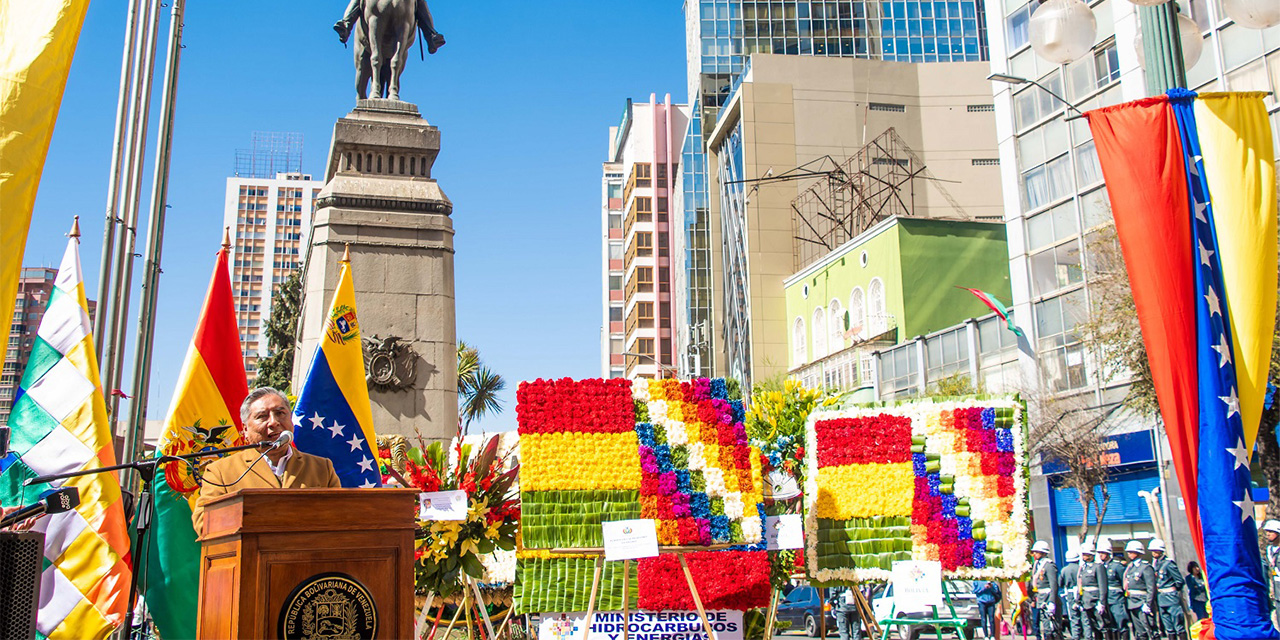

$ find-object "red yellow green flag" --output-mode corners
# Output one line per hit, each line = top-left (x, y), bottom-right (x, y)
(141, 245), (248, 640)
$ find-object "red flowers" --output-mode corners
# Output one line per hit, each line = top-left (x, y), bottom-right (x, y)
(637, 551), (771, 611)
(814, 415), (912, 467)
(517, 378), (635, 434)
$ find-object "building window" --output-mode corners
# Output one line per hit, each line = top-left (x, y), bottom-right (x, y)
(829, 298), (845, 353)
(609, 243), (623, 261)
(636, 267), (653, 293)
(609, 306), (623, 322)
(812, 307), (827, 360)
(637, 302), (655, 328)
(610, 338), (623, 354)
(793, 317), (807, 367)
(868, 278), (886, 334)
(967, 104), (995, 112)
(609, 274), (623, 291)
(1036, 290), (1089, 392)
(972, 158), (1000, 166)
(849, 287), (866, 340)
(636, 338), (655, 357)
(636, 233), (653, 257)
(1025, 200), (1079, 252)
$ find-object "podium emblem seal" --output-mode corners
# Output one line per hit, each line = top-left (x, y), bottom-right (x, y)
(279, 572), (378, 640)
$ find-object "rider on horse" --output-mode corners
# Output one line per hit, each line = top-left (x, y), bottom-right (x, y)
(334, 0), (446, 54)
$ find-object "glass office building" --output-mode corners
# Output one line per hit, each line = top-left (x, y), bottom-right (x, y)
(677, 0), (991, 377)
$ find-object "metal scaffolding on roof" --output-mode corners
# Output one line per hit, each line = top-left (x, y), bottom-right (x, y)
(233, 131), (304, 179)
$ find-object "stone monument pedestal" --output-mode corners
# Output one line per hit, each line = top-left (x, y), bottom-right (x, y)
(295, 99), (457, 441)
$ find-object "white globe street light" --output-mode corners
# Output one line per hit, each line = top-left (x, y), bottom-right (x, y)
(1135, 12), (1205, 70)
(1029, 0), (1099, 64)
(1222, 0), (1280, 29)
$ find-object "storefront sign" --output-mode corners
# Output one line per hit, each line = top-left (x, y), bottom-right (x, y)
(531, 610), (744, 640)
(1042, 430), (1155, 474)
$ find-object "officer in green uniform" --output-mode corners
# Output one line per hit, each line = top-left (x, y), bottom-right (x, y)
(1078, 542), (1109, 640)
(1098, 540), (1128, 640)
(1149, 539), (1184, 640)
(1123, 540), (1157, 640)
(1033, 540), (1063, 640)
(1263, 519), (1280, 629)
(1062, 548), (1082, 640)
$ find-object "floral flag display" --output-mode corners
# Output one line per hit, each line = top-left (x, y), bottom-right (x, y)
(804, 398), (1029, 582)
(515, 377), (770, 614)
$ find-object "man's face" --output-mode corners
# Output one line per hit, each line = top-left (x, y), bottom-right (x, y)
(1099, 552), (1111, 562)
(1127, 551), (1140, 561)
(244, 393), (293, 446)
(1267, 531), (1279, 544)
(1031, 551), (1044, 561)
(1151, 550), (1164, 560)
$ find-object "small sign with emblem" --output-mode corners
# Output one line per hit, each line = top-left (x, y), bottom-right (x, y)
(279, 572), (378, 640)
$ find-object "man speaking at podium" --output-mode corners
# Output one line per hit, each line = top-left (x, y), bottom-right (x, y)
(192, 387), (341, 533)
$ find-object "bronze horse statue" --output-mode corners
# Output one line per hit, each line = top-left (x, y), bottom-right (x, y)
(354, 0), (415, 100)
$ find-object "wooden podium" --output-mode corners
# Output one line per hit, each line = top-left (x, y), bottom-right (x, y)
(196, 488), (418, 639)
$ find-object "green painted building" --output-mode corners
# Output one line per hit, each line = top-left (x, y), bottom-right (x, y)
(784, 216), (1011, 390)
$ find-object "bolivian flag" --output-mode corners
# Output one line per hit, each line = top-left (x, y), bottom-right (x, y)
(293, 248), (383, 487)
(0, 222), (130, 639)
(142, 243), (248, 640)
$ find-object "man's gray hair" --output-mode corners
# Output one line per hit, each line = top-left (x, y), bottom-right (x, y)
(240, 387), (291, 424)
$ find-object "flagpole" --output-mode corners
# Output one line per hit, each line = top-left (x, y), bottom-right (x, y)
(94, 0), (143, 358)
(122, 0), (186, 491)
(103, 0), (162, 426)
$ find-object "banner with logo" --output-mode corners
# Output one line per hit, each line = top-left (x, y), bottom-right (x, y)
(530, 611), (744, 640)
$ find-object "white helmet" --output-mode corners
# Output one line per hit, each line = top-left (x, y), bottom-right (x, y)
(1125, 540), (1145, 554)
(1032, 540), (1051, 554)
(1079, 542), (1095, 556)
(1097, 540), (1113, 556)
(1149, 539), (1166, 552)
(1264, 520), (1280, 534)
(1066, 549), (1080, 562)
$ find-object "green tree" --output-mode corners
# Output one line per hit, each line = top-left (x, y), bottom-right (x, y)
(255, 269), (301, 392)
(457, 340), (506, 437)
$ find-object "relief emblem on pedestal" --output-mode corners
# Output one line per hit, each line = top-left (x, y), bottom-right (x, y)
(279, 572), (378, 640)
(362, 334), (418, 392)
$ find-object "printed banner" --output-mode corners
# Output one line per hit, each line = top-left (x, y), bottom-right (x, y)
(531, 611), (744, 640)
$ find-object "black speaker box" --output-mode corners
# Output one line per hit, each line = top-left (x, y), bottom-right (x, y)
(0, 531), (44, 640)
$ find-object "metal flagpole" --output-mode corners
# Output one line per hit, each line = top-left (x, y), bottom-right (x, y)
(94, 0), (144, 358)
(104, 0), (162, 426)
(122, 0), (186, 492)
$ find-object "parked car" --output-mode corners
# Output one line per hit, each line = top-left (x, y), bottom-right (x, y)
(776, 585), (840, 637)
(869, 581), (982, 640)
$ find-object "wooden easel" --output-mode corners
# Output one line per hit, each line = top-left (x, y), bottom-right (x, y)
(546, 545), (735, 640)
(414, 575), (499, 640)
(851, 587), (883, 639)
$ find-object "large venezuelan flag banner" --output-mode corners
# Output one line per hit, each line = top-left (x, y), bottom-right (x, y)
(144, 245), (249, 640)
(0, 224), (131, 639)
(0, 0), (91, 364)
(1087, 90), (1276, 640)
(293, 250), (383, 487)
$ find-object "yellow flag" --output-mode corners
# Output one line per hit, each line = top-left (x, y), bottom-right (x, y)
(0, 0), (91, 368)
(1194, 92), (1278, 450)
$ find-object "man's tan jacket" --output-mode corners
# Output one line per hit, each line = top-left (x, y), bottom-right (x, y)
(192, 447), (342, 535)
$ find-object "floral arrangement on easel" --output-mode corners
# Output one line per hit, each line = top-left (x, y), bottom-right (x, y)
(803, 397), (1030, 582)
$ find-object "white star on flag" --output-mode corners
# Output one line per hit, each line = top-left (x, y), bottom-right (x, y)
(1212, 337), (1233, 368)
(1227, 438), (1250, 470)
(357, 456), (374, 472)
(346, 433), (365, 452)
(328, 421), (346, 438)
(1220, 387), (1241, 419)
(1194, 200), (1208, 223)
(1234, 487), (1256, 523)
(1189, 156), (1201, 177)
(1198, 241), (1214, 267)
(1205, 287), (1222, 318)
(309, 412), (325, 430)
(360, 479), (376, 488)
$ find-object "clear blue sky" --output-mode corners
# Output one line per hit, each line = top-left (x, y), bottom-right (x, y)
(22, 1), (689, 433)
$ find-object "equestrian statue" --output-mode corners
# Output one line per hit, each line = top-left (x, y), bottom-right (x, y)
(334, 0), (446, 100)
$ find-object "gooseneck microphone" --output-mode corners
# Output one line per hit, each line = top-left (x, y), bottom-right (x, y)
(1, 487), (80, 529)
(267, 430), (293, 449)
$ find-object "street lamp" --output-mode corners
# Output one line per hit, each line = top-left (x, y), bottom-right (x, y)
(621, 351), (678, 378)
(988, 73), (1085, 116)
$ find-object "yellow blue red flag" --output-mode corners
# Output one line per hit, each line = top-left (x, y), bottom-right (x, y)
(292, 252), (383, 487)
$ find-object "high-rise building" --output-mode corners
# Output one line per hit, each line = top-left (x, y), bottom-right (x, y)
(223, 134), (319, 382)
(676, 0), (994, 379)
(602, 95), (691, 379)
(976, 0), (1280, 563)
(1, 268), (96, 425)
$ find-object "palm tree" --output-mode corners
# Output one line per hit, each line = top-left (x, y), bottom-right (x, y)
(457, 341), (506, 437)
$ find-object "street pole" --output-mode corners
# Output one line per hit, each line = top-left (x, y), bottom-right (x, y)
(1139, 0), (1189, 95)
(95, 0), (144, 357)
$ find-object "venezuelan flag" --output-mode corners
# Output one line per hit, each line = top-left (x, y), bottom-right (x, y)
(144, 242), (248, 640)
(1087, 91), (1276, 640)
(293, 250), (383, 487)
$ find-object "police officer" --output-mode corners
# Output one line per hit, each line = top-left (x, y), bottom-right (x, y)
(1098, 541), (1129, 640)
(1149, 540), (1184, 639)
(1263, 519), (1280, 628)
(1078, 542), (1109, 640)
(1033, 540), (1063, 640)
(1123, 541), (1157, 640)
(1063, 548), (1082, 640)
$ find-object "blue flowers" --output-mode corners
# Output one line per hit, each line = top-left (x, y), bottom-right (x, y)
(636, 422), (656, 447)
(676, 469), (692, 493)
(980, 407), (996, 428)
(913, 452), (927, 476)
(654, 443), (674, 473)
(957, 516), (973, 538)
(729, 399), (745, 423)
(995, 428), (1014, 452)
(710, 515), (731, 541)
(941, 494), (958, 517)
(973, 540), (988, 568)
(690, 492), (711, 518)
(710, 378), (728, 400)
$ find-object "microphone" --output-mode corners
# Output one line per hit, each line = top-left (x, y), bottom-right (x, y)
(1, 487), (80, 529)
(264, 430), (293, 449)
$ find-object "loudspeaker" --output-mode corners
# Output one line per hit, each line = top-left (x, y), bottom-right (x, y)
(0, 531), (43, 640)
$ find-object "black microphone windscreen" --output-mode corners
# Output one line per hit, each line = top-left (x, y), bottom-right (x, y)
(44, 487), (80, 514)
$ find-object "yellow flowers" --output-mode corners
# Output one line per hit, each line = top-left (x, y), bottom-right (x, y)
(521, 431), (642, 490)
(813, 463), (914, 519)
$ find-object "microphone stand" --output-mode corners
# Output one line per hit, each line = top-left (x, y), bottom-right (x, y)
(26, 439), (281, 638)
